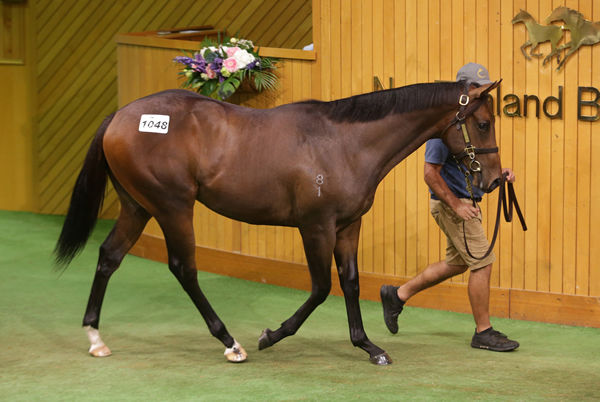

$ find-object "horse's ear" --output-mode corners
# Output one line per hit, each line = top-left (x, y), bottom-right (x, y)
(469, 79), (502, 99)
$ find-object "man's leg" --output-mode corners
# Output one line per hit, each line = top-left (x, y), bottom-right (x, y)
(468, 264), (492, 333)
(397, 261), (467, 302)
(381, 261), (467, 333)
(468, 264), (520, 351)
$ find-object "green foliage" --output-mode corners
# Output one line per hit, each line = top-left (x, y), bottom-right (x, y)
(174, 36), (279, 101)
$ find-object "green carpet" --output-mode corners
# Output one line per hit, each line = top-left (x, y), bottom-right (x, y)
(1, 210), (599, 401)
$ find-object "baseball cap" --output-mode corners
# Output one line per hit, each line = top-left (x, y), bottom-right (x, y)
(456, 62), (492, 85)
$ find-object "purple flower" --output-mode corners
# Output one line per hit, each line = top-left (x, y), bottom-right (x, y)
(210, 57), (223, 73)
(174, 56), (194, 65)
(190, 58), (207, 73)
(245, 60), (258, 70)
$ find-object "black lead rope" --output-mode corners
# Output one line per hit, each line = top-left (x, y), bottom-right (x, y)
(463, 174), (528, 261)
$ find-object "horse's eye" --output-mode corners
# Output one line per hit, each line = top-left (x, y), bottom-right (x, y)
(478, 121), (490, 132)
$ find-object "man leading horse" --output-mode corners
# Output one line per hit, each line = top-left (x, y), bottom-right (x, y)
(381, 63), (520, 352)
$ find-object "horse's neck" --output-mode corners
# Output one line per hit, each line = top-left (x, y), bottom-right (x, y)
(350, 107), (453, 186)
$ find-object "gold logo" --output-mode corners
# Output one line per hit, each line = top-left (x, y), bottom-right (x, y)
(512, 7), (600, 70)
(477, 68), (485, 79)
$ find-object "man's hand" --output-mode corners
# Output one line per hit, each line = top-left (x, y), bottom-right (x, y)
(453, 201), (480, 221)
(502, 168), (515, 183)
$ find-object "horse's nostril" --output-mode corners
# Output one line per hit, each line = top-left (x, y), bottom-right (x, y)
(486, 178), (501, 193)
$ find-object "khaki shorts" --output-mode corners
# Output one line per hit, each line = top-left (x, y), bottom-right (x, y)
(430, 199), (496, 271)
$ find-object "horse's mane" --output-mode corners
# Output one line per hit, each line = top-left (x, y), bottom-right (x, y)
(297, 81), (463, 123)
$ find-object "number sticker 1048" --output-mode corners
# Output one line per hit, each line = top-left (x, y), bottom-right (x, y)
(139, 114), (170, 134)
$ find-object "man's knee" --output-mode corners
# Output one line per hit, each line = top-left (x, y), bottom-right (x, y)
(446, 262), (469, 276)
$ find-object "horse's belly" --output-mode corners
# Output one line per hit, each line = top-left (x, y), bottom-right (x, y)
(196, 186), (296, 227)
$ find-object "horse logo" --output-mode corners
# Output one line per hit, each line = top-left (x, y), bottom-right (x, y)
(512, 7), (600, 70)
(511, 9), (564, 63)
(545, 7), (600, 70)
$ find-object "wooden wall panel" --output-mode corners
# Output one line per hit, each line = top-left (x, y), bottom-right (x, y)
(4, 0), (589, 329)
(0, 1), (26, 63)
(1, 1), (34, 211)
(32, 0), (312, 217)
(311, 0), (600, 300)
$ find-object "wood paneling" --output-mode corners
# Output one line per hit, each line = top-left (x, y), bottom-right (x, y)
(312, 0), (600, 300)
(0, 1), (34, 211)
(0, 1), (26, 63)
(5, 0), (590, 327)
(32, 0), (312, 217)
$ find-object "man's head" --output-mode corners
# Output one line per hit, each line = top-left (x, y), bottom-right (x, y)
(456, 63), (492, 86)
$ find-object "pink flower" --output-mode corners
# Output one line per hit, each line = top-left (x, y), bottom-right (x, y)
(223, 57), (238, 73)
(205, 66), (216, 79)
(226, 46), (240, 57)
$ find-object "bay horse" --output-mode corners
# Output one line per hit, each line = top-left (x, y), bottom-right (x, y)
(55, 80), (502, 365)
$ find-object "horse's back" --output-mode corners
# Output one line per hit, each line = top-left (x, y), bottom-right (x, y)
(102, 90), (236, 212)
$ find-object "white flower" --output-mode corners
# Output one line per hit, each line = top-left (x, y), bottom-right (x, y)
(232, 49), (255, 69)
(230, 37), (238, 44)
(237, 39), (254, 50)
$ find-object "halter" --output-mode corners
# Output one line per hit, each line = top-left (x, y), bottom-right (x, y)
(445, 86), (499, 203)
(451, 90), (499, 175)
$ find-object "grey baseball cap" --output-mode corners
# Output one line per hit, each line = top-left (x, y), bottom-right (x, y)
(456, 62), (492, 85)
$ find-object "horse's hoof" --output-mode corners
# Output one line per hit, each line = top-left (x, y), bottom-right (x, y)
(370, 352), (392, 365)
(224, 340), (247, 363)
(258, 328), (274, 350)
(89, 344), (112, 357)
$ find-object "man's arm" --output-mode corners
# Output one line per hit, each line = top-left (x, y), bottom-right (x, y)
(424, 162), (479, 220)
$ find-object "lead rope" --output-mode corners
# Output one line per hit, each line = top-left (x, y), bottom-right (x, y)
(460, 171), (527, 261)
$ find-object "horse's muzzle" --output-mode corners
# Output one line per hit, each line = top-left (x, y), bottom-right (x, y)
(485, 178), (502, 193)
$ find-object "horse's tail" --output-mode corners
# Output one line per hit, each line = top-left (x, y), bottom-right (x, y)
(54, 113), (115, 268)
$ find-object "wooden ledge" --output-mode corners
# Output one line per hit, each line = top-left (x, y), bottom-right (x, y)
(115, 33), (316, 61)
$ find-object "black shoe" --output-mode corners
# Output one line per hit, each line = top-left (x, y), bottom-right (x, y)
(380, 285), (405, 334)
(471, 327), (519, 352)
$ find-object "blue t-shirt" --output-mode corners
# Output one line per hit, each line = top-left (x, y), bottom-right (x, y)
(424, 138), (483, 201)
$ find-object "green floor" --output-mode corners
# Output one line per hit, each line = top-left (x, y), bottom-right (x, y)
(1, 210), (599, 401)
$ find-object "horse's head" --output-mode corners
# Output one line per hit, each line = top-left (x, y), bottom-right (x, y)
(442, 82), (503, 193)
(512, 9), (533, 24)
(545, 6), (571, 24)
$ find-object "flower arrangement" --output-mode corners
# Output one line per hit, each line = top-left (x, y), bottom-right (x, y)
(174, 37), (278, 100)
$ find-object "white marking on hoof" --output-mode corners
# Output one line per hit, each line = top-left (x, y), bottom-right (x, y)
(224, 340), (247, 363)
(84, 325), (112, 357)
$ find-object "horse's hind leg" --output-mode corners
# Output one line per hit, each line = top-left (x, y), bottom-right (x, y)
(155, 208), (246, 363)
(82, 190), (150, 357)
(333, 219), (391, 365)
(258, 223), (334, 351)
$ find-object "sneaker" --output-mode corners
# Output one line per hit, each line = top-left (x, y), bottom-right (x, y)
(380, 285), (405, 334)
(471, 327), (519, 352)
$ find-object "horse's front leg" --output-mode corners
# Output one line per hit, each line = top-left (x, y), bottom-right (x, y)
(258, 223), (335, 351)
(157, 206), (246, 363)
(520, 41), (533, 60)
(333, 219), (392, 365)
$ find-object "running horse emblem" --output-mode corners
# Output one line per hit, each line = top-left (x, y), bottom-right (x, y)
(545, 6), (600, 70)
(55, 80), (503, 365)
(511, 9), (564, 64)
